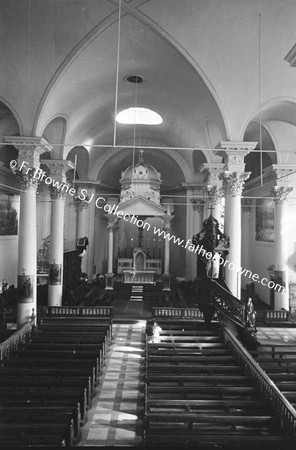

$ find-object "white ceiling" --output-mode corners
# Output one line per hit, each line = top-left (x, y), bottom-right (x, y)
(1, 0), (296, 187)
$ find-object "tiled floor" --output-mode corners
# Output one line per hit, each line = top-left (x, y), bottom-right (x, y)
(79, 321), (146, 446)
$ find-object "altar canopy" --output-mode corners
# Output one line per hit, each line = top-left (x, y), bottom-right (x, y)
(105, 151), (173, 289)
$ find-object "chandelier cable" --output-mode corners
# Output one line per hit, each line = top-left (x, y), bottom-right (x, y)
(113, 0), (122, 148)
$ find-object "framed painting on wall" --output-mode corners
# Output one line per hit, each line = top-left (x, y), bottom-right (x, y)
(0, 194), (18, 235)
(255, 198), (274, 242)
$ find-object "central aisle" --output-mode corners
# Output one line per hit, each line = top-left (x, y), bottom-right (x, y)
(79, 321), (146, 446)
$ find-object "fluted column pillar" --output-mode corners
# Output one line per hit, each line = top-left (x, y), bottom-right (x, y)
(162, 213), (173, 291)
(6, 136), (52, 327)
(76, 199), (89, 274)
(241, 198), (252, 290)
(74, 184), (96, 281)
(183, 185), (204, 280)
(216, 141), (257, 298)
(44, 160), (74, 307)
(86, 187), (96, 282)
(105, 217), (117, 290)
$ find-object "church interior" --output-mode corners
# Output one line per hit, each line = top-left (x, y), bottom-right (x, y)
(1, 0), (296, 447)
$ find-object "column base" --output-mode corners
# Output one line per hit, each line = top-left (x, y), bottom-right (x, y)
(105, 273), (114, 290)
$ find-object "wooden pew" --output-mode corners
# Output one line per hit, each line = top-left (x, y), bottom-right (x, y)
(2, 358), (101, 385)
(0, 306), (113, 447)
(0, 366), (97, 391)
(144, 315), (288, 447)
(0, 422), (74, 446)
(0, 375), (93, 405)
(0, 386), (88, 426)
(20, 341), (106, 361)
(0, 406), (81, 441)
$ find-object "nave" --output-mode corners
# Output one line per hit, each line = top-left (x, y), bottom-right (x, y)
(1, 298), (296, 449)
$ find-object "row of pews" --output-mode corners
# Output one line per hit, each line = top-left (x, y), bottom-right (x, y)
(0, 306), (113, 447)
(144, 313), (294, 448)
(250, 344), (296, 409)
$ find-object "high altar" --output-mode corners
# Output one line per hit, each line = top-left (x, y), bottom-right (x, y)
(118, 247), (162, 284)
(104, 151), (172, 289)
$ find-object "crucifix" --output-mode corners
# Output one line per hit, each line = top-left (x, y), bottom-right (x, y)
(208, 204), (214, 216)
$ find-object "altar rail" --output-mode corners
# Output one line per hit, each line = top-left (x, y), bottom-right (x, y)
(42, 306), (113, 318)
(264, 310), (293, 322)
(0, 321), (35, 360)
(211, 280), (246, 327)
(223, 327), (296, 435)
(152, 307), (204, 320)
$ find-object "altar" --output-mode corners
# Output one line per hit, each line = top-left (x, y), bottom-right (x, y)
(104, 150), (173, 291)
(122, 270), (156, 284)
(117, 247), (161, 284)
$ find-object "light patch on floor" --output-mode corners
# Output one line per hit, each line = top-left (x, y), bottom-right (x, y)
(78, 322), (145, 446)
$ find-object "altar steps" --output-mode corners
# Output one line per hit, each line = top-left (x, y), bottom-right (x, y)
(130, 285), (144, 302)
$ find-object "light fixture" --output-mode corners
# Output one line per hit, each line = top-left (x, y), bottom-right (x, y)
(116, 107), (163, 125)
(125, 75), (144, 84)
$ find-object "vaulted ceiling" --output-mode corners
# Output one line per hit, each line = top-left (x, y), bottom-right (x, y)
(1, 0), (296, 189)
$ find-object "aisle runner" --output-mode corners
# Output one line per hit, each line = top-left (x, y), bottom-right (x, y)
(79, 322), (145, 446)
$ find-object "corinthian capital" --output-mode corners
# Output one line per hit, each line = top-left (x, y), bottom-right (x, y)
(206, 185), (224, 202)
(74, 195), (89, 211)
(163, 215), (172, 232)
(190, 198), (205, 212)
(107, 217), (118, 230)
(43, 159), (74, 182)
(49, 186), (66, 200)
(215, 141), (257, 173)
(5, 136), (52, 168)
(271, 186), (293, 204)
(223, 171), (251, 195)
(14, 171), (38, 191)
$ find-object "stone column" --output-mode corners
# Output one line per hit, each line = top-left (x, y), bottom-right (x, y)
(44, 160), (74, 307)
(216, 141), (257, 298)
(200, 163), (225, 228)
(75, 185), (96, 281)
(241, 198), (252, 291)
(185, 187), (204, 280)
(270, 164), (296, 310)
(86, 187), (96, 282)
(5, 136), (52, 327)
(162, 214), (173, 291)
(105, 217), (117, 290)
(76, 199), (89, 275)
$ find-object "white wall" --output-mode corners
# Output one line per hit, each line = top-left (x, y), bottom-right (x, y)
(241, 181), (296, 306)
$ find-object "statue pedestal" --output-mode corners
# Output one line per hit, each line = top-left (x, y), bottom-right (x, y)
(105, 273), (114, 290)
(162, 273), (171, 291)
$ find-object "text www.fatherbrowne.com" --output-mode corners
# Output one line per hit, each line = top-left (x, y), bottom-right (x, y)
(11, 159), (285, 294)
(153, 228), (285, 294)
